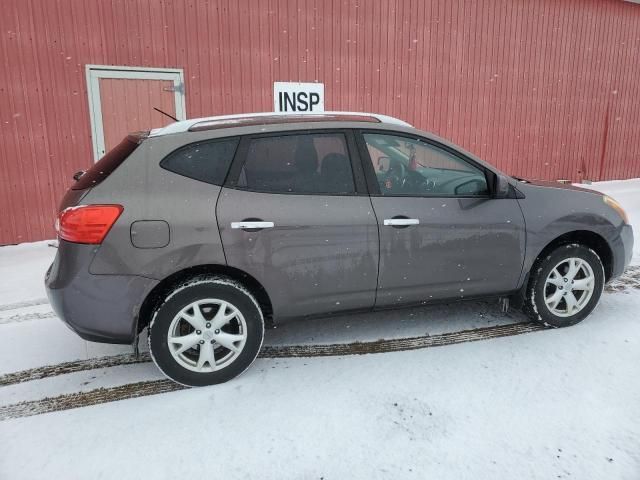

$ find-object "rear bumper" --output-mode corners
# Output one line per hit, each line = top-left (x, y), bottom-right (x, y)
(610, 224), (634, 279)
(45, 240), (158, 344)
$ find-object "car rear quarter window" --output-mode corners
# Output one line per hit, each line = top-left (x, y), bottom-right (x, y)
(160, 137), (239, 185)
(236, 133), (355, 195)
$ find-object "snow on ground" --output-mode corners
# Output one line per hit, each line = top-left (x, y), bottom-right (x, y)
(1, 291), (639, 479)
(0, 240), (55, 305)
(0, 179), (639, 479)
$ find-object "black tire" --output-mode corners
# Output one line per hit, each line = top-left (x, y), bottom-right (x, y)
(524, 243), (605, 327)
(148, 276), (264, 386)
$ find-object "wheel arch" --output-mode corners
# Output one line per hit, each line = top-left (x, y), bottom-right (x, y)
(538, 230), (612, 280)
(523, 230), (613, 290)
(137, 264), (274, 334)
(511, 229), (612, 310)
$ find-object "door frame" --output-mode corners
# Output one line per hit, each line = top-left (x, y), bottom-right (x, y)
(85, 65), (186, 161)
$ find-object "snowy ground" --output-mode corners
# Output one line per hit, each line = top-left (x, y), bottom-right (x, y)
(0, 180), (639, 479)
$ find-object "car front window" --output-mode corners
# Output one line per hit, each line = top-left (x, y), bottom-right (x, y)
(364, 133), (489, 197)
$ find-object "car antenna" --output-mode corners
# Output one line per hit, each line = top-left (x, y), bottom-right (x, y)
(153, 107), (178, 122)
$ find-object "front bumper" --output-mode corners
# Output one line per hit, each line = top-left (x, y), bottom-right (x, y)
(610, 224), (634, 279)
(45, 240), (158, 344)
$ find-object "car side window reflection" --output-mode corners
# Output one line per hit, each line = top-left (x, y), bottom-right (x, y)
(363, 133), (489, 197)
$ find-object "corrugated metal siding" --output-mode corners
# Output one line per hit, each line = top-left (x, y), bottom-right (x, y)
(1, 0), (640, 244)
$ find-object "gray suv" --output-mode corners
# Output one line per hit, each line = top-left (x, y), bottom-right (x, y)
(45, 112), (634, 386)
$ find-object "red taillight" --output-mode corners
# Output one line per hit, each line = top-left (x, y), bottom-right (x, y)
(56, 205), (124, 244)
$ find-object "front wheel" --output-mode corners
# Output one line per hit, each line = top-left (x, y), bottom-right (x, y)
(525, 244), (605, 327)
(148, 276), (264, 386)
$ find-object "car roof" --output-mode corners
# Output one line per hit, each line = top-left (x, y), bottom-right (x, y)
(149, 111), (412, 137)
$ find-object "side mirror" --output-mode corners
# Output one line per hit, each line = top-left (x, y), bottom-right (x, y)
(73, 170), (86, 181)
(493, 174), (511, 198)
(454, 178), (487, 196)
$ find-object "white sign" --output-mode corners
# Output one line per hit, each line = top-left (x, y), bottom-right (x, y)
(274, 82), (324, 113)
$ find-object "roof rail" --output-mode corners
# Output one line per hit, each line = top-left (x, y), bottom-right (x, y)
(149, 111), (412, 137)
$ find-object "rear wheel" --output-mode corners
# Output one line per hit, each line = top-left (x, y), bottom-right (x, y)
(525, 244), (605, 327)
(148, 276), (264, 386)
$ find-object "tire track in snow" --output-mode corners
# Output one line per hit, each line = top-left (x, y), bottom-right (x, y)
(0, 298), (49, 312)
(0, 380), (185, 421)
(605, 265), (640, 292)
(0, 321), (547, 419)
(260, 321), (547, 357)
(0, 298), (53, 325)
(0, 353), (152, 387)
(0, 311), (57, 325)
(1, 322), (545, 388)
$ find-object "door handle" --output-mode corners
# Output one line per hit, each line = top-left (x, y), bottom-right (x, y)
(231, 221), (275, 230)
(383, 218), (419, 227)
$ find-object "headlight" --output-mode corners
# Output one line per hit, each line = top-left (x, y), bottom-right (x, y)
(603, 195), (629, 224)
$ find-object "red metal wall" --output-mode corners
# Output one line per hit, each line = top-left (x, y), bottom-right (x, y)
(2, 0), (640, 244)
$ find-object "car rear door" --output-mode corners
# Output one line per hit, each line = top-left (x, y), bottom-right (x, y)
(357, 130), (526, 307)
(217, 130), (378, 319)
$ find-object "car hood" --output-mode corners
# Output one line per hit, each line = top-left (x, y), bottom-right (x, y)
(513, 178), (603, 196)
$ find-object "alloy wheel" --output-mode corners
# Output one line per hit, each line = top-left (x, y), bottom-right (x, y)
(167, 299), (247, 373)
(543, 257), (596, 317)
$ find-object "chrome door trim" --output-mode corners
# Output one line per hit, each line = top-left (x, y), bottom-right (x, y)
(383, 218), (419, 226)
(231, 221), (275, 229)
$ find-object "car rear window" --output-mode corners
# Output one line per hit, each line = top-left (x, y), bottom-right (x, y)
(160, 137), (239, 186)
(72, 134), (144, 190)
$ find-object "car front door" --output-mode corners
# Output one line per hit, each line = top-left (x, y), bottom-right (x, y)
(357, 131), (526, 307)
(217, 130), (378, 319)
